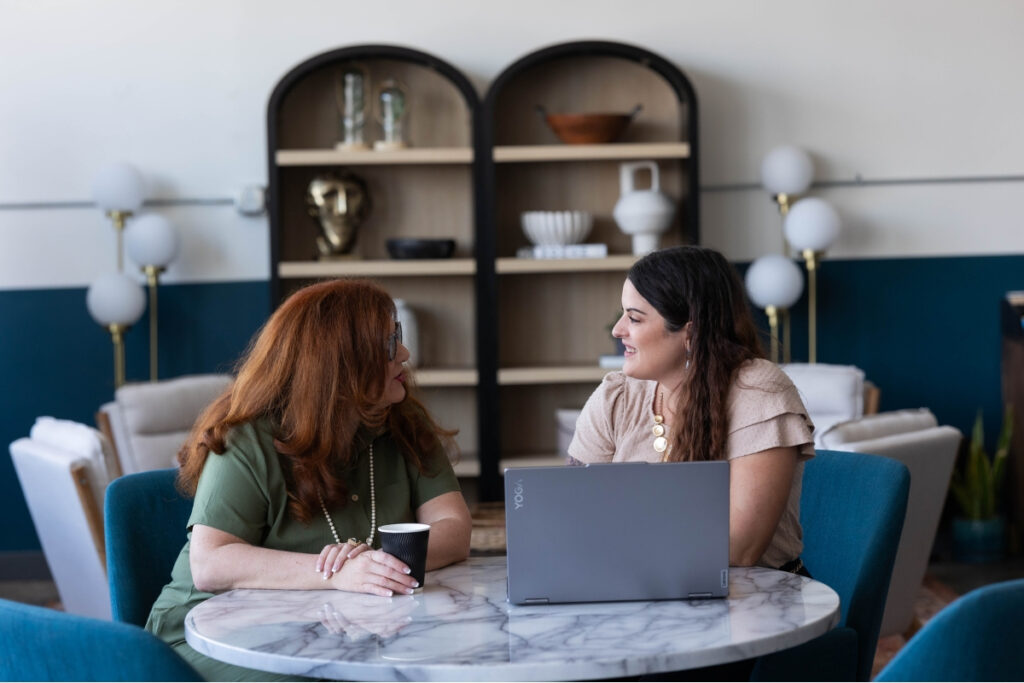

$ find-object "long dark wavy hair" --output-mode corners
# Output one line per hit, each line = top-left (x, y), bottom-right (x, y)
(177, 279), (456, 523)
(627, 246), (764, 462)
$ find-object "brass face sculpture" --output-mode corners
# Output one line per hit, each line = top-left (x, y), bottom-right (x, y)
(306, 172), (371, 258)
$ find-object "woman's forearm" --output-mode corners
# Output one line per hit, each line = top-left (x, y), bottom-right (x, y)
(424, 516), (471, 570)
(190, 539), (330, 593)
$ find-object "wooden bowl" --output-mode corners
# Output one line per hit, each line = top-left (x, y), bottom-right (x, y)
(544, 111), (634, 145)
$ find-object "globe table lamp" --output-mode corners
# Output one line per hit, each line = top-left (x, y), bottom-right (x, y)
(126, 214), (179, 381)
(91, 163), (146, 272)
(745, 255), (804, 363)
(761, 145), (814, 219)
(86, 273), (146, 388)
(784, 197), (841, 363)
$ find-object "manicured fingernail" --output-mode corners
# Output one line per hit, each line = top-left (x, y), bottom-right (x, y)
(385, 590), (393, 597)
(406, 588), (414, 595)
(403, 568), (411, 574)
(412, 581), (419, 588)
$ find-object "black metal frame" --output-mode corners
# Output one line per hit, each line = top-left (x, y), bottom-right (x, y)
(476, 40), (700, 500)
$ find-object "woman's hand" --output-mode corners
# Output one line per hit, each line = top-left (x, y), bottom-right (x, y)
(317, 594), (418, 640)
(329, 549), (419, 597)
(316, 540), (370, 580)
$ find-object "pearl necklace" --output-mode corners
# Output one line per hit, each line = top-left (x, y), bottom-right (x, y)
(653, 388), (670, 462)
(318, 441), (376, 547)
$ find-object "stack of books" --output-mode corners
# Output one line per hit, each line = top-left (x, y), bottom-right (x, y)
(515, 243), (608, 259)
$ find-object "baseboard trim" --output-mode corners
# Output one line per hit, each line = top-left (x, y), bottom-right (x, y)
(0, 551), (52, 580)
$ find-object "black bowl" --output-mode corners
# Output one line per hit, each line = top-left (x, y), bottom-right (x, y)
(386, 238), (456, 259)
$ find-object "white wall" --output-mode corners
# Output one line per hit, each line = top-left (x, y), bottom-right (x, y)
(2, 0), (1023, 290)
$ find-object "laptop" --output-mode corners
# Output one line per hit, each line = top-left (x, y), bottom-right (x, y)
(504, 461), (729, 604)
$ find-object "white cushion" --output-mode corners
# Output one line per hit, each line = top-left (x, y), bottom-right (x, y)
(30, 416), (116, 510)
(820, 408), (938, 448)
(107, 374), (230, 474)
(10, 431), (112, 619)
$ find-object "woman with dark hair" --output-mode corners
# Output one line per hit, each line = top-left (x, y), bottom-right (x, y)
(146, 279), (471, 681)
(568, 246), (814, 572)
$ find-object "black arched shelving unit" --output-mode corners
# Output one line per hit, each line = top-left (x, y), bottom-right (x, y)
(266, 45), (485, 485)
(476, 40), (700, 500)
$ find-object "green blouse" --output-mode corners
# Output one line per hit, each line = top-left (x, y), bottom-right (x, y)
(145, 420), (460, 681)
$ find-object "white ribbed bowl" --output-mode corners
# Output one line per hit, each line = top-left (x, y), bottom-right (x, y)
(521, 210), (594, 246)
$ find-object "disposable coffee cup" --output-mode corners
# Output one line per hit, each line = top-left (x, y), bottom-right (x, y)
(379, 523), (430, 591)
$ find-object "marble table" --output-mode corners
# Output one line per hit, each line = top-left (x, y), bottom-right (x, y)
(185, 556), (840, 681)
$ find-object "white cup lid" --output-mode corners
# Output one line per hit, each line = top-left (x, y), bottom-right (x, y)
(378, 523), (430, 533)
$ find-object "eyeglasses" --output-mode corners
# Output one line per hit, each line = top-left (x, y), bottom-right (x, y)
(386, 320), (403, 361)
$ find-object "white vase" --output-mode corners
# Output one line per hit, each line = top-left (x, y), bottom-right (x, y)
(612, 160), (675, 255)
(394, 298), (419, 367)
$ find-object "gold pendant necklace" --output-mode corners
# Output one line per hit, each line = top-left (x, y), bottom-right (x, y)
(318, 440), (376, 547)
(653, 388), (670, 461)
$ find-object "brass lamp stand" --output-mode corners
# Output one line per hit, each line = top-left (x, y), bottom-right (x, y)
(143, 265), (164, 382)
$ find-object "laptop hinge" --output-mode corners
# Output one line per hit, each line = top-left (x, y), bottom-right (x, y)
(687, 592), (713, 599)
(522, 597), (549, 604)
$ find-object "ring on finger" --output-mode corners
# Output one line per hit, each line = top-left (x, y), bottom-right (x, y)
(346, 538), (360, 546)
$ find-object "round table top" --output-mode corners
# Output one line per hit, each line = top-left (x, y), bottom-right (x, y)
(185, 556), (840, 681)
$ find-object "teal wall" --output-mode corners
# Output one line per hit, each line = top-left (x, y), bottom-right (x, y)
(1, 281), (269, 551)
(2, 253), (1022, 552)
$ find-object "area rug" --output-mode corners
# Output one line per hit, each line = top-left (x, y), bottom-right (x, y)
(871, 573), (959, 678)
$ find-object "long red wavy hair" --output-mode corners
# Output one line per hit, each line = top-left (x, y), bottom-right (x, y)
(177, 279), (456, 523)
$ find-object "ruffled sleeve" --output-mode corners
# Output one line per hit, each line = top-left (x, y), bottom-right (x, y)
(725, 360), (815, 461)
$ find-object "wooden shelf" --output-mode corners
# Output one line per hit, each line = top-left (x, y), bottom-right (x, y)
(496, 255), (638, 274)
(276, 147), (473, 166)
(499, 455), (566, 471)
(493, 142), (690, 163)
(414, 368), (479, 387)
(278, 259), (476, 278)
(498, 366), (611, 386)
(452, 456), (481, 478)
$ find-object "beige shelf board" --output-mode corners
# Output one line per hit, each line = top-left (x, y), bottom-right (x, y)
(276, 147), (473, 166)
(493, 142), (691, 163)
(500, 455), (567, 471)
(496, 254), (638, 274)
(497, 366), (612, 385)
(414, 368), (479, 387)
(452, 457), (480, 478)
(278, 259), (476, 278)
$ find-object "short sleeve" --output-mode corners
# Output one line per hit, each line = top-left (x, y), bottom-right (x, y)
(567, 373), (622, 463)
(725, 360), (815, 461)
(407, 446), (461, 510)
(188, 425), (272, 545)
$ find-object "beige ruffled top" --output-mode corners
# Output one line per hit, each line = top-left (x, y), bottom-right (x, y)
(568, 358), (815, 568)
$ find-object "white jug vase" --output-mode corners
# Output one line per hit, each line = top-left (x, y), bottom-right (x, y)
(612, 161), (675, 255)
(393, 298), (419, 367)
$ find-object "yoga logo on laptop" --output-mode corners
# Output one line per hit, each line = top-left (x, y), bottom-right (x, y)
(512, 479), (525, 510)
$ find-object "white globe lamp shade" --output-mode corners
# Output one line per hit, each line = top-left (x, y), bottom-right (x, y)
(785, 198), (841, 252)
(126, 214), (179, 268)
(86, 273), (146, 326)
(761, 145), (814, 196)
(745, 255), (804, 309)
(92, 162), (145, 213)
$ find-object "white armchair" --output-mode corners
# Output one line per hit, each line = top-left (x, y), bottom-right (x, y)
(9, 417), (117, 619)
(820, 409), (961, 637)
(96, 374), (231, 475)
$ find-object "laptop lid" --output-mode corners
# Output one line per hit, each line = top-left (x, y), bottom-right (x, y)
(504, 461), (729, 604)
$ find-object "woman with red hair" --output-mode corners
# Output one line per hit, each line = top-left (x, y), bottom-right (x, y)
(146, 279), (471, 680)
